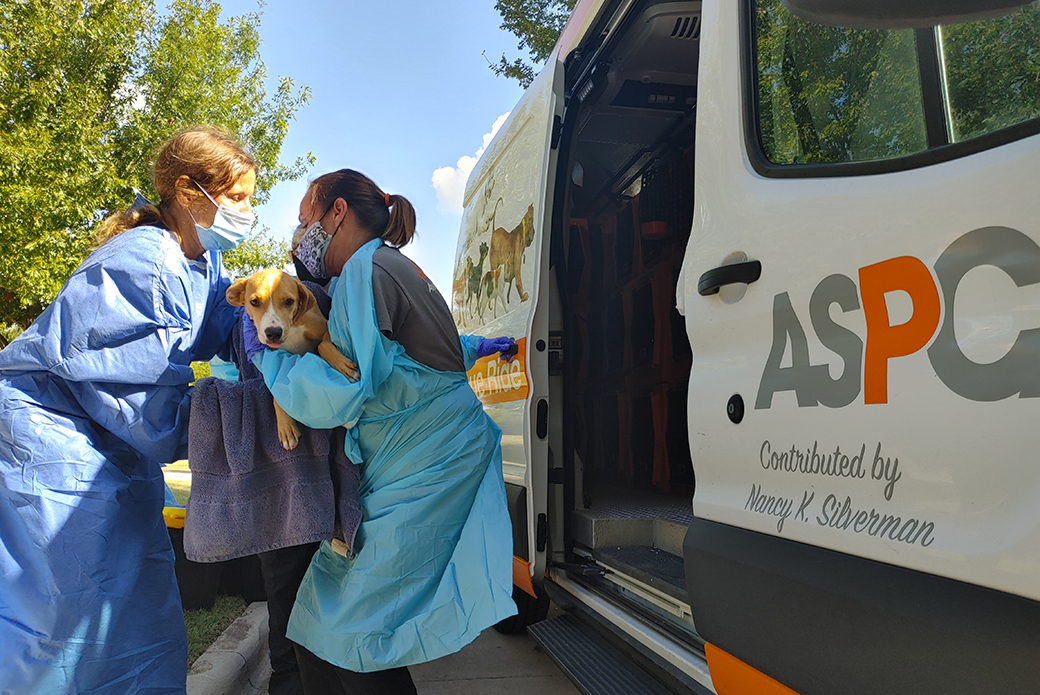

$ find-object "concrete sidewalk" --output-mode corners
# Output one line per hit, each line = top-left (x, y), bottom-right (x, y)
(187, 602), (580, 695)
(187, 602), (271, 695)
(408, 622), (581, 695)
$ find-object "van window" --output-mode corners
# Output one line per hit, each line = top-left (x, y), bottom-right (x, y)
(754, 0), (928, 165)
(753, 0), (1040, 168)
(941, 6), (1040, 142)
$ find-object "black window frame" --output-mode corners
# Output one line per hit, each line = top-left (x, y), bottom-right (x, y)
(741, 0), (1040, 178)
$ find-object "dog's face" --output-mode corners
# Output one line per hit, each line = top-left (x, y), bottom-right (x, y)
(227, 269), (316, 349)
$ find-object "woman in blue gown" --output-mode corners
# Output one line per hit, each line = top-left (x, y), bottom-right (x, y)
(0, 126), (256, 694)
(250, 169), (516, 694)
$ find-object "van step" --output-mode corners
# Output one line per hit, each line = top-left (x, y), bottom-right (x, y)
(529, 613), (679, 695)
(594, 545), (689, 604)
(571, 488), (693, 557)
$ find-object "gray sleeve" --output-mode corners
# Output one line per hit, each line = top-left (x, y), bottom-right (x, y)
(372, 264), (411, 340)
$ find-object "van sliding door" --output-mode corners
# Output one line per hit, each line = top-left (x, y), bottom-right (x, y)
(451, 58), (565, 600)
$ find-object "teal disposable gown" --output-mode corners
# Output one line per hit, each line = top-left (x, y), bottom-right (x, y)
(0, 225), (238, 694)
(257, 238), (516, 672)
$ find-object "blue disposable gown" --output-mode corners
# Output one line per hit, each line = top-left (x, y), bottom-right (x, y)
(0, 226), (238, 694)
(257, 238), (516, 672)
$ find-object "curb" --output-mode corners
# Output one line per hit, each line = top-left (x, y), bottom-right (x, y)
(187, 601), (270, 695)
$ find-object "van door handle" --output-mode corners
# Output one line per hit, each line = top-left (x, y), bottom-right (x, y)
(698, 260), (762, 296)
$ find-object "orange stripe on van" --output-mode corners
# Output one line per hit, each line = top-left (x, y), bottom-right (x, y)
(513, 556), (537, 598)
(705, 643), (801, 695)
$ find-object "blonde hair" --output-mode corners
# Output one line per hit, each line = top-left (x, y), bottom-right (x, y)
(95, 125), (256, 244)
(307, 169), (416, 248)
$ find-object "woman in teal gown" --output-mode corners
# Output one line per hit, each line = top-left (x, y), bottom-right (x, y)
(251, 169), (516, 694)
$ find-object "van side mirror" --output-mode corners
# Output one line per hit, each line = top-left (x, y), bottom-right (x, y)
(780, 0), (1033, 28)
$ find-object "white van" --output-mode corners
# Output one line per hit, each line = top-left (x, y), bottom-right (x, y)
(451, 1), (1040, 693)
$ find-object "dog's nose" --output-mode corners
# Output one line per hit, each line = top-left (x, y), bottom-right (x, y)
(265, 327), (283, 342)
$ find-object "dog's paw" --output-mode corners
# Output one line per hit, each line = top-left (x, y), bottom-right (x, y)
(329, 354), (361, 382)
(318, 340), (361, 382)
(278, 419), (301, 450)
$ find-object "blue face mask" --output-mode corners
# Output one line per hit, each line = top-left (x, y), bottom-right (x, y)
(190, 183), (255, 252)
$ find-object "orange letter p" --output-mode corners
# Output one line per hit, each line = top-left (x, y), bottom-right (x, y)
(859, 257), (941, 404)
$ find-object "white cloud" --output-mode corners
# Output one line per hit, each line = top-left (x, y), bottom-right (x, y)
(431, 155), (478, 217)
(431, 112), (510, 216)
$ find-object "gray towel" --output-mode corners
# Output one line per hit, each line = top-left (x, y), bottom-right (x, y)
(184, 375), (362, 562)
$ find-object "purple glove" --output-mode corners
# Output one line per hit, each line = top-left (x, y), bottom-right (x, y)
(476, 336), (516, 360)
(242, 312), (266, 363)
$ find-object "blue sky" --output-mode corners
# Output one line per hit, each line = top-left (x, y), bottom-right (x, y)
(217, 0), (527, 297)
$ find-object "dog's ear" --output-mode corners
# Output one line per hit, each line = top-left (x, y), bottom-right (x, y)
(292, 278), (317, 325)
(226, 278), (248, 307)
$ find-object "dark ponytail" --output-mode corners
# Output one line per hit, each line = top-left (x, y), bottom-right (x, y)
(383, 194), (416, 247)
(309, 169), (416, 248)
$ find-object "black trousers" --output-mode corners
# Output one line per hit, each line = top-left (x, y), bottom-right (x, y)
(295, 643), (417, 695)
(258, 542), (321, 695)
(258, 542), (417, 695)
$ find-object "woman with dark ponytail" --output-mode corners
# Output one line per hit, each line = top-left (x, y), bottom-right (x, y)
(246, 169), (517, 694)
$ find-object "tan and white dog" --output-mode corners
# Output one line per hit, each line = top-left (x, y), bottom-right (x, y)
(227, 269), (359, 450)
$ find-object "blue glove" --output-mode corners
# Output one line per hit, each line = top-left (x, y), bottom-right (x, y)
(476, 336), (516, 360)
(242, 312), (266, 364)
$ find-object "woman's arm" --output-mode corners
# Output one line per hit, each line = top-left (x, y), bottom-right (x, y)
(459, 335), (517, 371)
(257, 349), (372, 430)
(460, 335), (483, 371)
(32, 233), (205, 461)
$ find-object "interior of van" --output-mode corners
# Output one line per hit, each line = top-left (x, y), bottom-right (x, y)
(553, 0), (702, 633)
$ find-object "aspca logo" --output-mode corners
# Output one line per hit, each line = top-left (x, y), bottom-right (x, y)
(757, 227), (1039, 408)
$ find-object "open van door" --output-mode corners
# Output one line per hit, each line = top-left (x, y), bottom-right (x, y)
(682, 2), (1040, 693)
(451, 56), (566, 624)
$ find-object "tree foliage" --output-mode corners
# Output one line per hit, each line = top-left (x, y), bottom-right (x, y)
(222, 227), (289, 279)
(942, 4), (1040, 140)
(755, 0), (1040, 165)
(491, 0), (576, 88)
(756, 0), (927, 164)
(0, 0), (311, 338)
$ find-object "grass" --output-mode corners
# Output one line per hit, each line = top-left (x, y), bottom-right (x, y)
(164, 460), (191, 506)
(184, 594), (247, 666)
(164, 462), (253, 667)
(166, 477), (192, 506)
(164, 458), (245, 666)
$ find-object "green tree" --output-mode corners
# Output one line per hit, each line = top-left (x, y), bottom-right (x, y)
(0, 0), (310, 343)
(0, 0), (150, 337)
(942, 4), (1040, 141)
(222, 227), (289, 279)
(491, 0), (576, 88)
(754, 0), (1039, 165)
(756, 0), (926, 164)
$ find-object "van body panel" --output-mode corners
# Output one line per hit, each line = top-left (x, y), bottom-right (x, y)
(454, 0), (1040, 690)
(554, 0), (614, 60)
(685, 0), (1040, 600)
(684, 516), (1040, 695)
(453, 58), (566, 588)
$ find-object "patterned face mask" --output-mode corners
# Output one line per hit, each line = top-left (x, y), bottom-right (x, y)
(292, 220), (333, 280)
